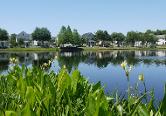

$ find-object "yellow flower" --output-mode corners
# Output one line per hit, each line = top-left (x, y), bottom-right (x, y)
(48, 60), (52, 66)
(138, 74), (144, 81)
(121, 61), (127, 69)
(54, 55), (58, 59)
(63, 65), (66, 69)
(9, 57), (18, 64)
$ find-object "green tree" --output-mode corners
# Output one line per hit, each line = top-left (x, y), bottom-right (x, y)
(155, 29), (162, 35)
(72, 29), (81, 46)
(146, 34), (158, 47)
(58, 26), (81, 46)
(57, 26), (67, 45)
(145, 29), (154, 34)
(18, 38), (24, 47)
(0, 28), (9, 41)
(95, 30), (110, 46)
(58, 26), (74, 45)
(111, 32), (125, 47)
(66, 26), (73, 43)
(95, 30), (109, 41)
(126, 31), (140, 47)
(10, 34), (17, 47)
(139, 32), (146, 47)
(144, 33), (158, 47)
(32, 27), (51, 41)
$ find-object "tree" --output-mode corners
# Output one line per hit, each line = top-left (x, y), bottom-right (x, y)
(66, 26), (73, 43)
(144, 33), (158, 47)
(18, 38), (24, 47)
(95, 30), (111, 46)
(103, 31), (111, 41)
(111, 32), (125, 47)
(10, 34), (17, 47)
(145, 29), (154, 34)
(58, 26), (81, 46)
(155, 29), (163, 35)
(126, 31), (140, 46)
(57, 26), (67, 45)
(72, 29), (81, 46)
(0, 28), (9, 41)
(139, 32), (146, 47)
(32, 27), (51, 41)
(95, 30), (107, 41)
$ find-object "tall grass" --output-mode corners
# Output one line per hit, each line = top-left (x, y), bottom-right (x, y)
(0, 59), (166, 116)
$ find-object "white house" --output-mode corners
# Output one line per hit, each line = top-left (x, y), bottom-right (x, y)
(156, 35), (166, 45)
(135, 41), (142, 47)
(0, 41), (9, 48)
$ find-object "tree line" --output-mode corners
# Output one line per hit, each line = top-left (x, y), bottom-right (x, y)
(0, 26), (166, 48)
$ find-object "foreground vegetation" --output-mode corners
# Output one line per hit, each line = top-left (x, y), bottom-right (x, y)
(0, 60), (166, 116)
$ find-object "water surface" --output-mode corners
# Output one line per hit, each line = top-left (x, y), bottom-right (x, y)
(0, 50), (166, 100)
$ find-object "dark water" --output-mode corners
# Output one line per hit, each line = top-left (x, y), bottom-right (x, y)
(0, 50), (166, 100)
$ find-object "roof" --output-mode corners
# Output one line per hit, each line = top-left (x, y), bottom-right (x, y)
(156, 35), (166, 39)
(17, 31), (32, 41)
(88, 40), (96, 42)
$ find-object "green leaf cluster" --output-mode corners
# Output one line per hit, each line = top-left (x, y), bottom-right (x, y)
(0, 65), (109, 116)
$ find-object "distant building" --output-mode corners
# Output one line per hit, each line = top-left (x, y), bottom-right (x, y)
(0, 41), (9, 48)
(88, 40), (96, 47)
(16, 31), (32, 47)
(82, 33), (96, 47)
(32, 40), (50, 48)
(135, 41), (142, 47)
(156, 35), (166, 45)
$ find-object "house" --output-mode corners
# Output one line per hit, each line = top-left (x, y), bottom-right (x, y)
(82, 33), (96, 47)
(135, 41), (142, 47)
(0, 41), (9, 48)
(32, 40), (50, 48)
(97, 40), (110, 47)
(156, 35), (166, 45)
(16, 31), (32, 47)
(88, 40), (96, 47)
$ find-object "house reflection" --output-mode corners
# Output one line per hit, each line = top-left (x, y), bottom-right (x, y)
(0, 51), (166, 73)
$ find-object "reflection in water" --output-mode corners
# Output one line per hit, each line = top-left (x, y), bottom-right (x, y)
(0, 50), (166, 100)
(0, 50), (166, 72)
(58, 50), (166, 71)
(0, 53), (9, 72)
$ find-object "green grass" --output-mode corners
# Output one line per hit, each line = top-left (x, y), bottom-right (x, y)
(0, 60), (166, 116)
(81, 46), (166, 51)
(1, 46), (166, 52)
(0, 48), (59, 52)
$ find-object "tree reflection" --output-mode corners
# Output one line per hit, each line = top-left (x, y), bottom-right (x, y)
(0, 50), (166, 73)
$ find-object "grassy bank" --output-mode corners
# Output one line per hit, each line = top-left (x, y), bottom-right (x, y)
(81, 46), (166, 51)
(0, 48), (59, 52)
(0, 60), (166, 115)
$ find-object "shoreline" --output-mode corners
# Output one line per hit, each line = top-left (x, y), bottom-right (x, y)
(1, 46), (166, 52)
(0, 48), (60, 52)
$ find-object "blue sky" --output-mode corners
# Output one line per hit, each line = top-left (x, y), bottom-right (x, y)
(0, 0), (166, 36)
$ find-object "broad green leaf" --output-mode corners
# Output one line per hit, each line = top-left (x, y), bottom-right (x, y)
(5, 111), (17, 116)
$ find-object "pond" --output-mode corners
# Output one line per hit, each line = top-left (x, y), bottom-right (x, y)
(0, 50), (166, 101)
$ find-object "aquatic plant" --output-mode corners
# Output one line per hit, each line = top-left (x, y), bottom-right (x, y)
(0, 64), (110, 116)
(0, 59), (166, 115)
